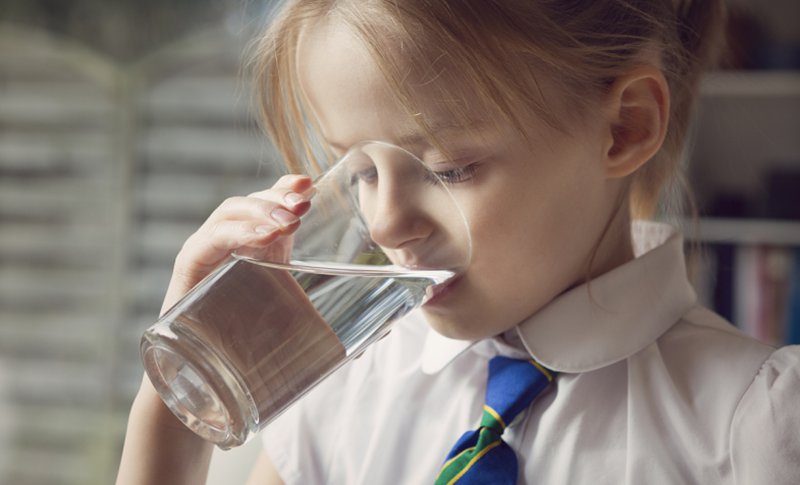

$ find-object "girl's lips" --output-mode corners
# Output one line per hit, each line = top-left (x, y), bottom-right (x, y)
(424, 274), (462, 306)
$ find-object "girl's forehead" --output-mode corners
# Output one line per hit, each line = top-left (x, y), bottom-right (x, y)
(298, 20), (402, 147)
(296, 18), (494, 148)
(297, 19), (388, 112)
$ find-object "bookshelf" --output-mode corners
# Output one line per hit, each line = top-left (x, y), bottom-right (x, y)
(687, 66), (799, 346)
(685, 1), (799, 346)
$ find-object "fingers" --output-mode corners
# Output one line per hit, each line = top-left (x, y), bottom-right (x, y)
(248, 174), (316, 214)
(194, 175), (313, 256)
(210, 174), (315, 223)
(208, 195), (306, 228)
(167, 175), (314, 298)
(250, 173), (315, 199)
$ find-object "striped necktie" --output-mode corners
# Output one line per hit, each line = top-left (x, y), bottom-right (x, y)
(434, 356), (555, 485)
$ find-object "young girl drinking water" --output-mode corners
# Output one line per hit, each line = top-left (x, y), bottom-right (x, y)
(117, 1), (800, 483)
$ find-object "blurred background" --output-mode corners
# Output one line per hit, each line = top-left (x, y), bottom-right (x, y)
(0, 1), (798, 484)
(0, 1), (282, 483)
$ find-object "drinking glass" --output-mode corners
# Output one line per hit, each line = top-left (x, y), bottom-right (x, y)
(140, 141), (471, 448)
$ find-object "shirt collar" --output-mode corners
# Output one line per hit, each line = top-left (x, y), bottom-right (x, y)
(420, 221), (697, 375)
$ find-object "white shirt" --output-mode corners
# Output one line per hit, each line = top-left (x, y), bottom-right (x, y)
(262, 222), (800, 484)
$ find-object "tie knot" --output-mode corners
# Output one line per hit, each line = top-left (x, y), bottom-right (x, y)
(434, 356), (556, 485)
(482, 356), (554, 432)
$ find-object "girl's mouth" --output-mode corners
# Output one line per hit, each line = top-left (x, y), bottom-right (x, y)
(424, 274), (462, 306)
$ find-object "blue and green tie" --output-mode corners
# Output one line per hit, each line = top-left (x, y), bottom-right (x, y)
(434, 356), (555, 485)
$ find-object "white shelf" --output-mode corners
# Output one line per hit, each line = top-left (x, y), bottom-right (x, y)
(701, 70), (800, 98)
(685, 218), (800, 246)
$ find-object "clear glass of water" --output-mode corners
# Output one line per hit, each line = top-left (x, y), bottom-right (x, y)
(140, 141), (472, 449)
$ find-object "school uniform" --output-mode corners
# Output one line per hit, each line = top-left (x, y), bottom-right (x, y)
(262, 221), (800, 484)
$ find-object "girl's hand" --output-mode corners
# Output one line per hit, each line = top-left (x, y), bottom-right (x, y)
(116, 174), (313, 485)
(161, 174), (314, 315)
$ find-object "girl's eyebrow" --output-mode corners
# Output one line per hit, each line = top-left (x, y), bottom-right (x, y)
(395, 120), (485, 146)
(326, 120), (485, 152)
(327, 141), (349, 153)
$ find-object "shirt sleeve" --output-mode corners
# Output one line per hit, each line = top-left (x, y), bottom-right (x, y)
(730, 345), (800, 484)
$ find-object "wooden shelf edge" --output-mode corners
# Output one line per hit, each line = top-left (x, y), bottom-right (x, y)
(683, 218), (800, 246)
(701, 70), (800, 98)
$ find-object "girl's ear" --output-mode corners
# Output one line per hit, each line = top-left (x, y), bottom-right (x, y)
(602, 66), (670, 179)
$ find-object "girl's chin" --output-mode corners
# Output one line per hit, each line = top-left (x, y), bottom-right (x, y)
(420, 309), (488, 341)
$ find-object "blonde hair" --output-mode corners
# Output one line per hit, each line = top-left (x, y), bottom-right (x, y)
(251, 0), (725, 219)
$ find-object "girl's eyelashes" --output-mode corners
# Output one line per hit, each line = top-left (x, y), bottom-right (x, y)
(349, 162), (480, 187)
(425, 162), (479, 185)
(349, 166), (378, 186)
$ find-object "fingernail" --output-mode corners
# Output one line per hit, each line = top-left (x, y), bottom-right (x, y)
(284, 192), (305, 207)
(254, 225), (275, 235)
(271, 208), (298, 227)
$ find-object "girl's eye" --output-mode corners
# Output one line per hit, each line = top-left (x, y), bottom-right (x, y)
(350, 161), (479, 186)
(426, 163), (478, 185)
(350, 166), (378, 186)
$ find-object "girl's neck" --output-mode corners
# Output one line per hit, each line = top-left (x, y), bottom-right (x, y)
(585, 200), (636, 283)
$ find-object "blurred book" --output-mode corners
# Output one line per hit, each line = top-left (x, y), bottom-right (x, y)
(765, 169), (800, 221)
(692, 243), (798, 346)
(786, 248), (800, 345)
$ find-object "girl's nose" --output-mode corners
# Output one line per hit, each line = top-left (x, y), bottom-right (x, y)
(365, 178), (433, 252)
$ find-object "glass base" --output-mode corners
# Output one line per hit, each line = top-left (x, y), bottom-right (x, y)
(141, 324), (258, 449)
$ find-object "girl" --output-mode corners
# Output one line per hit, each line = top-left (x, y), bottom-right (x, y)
(117, 1), (800, 484)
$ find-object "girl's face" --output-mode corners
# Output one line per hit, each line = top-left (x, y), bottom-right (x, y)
(299, 20), (632, 340)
